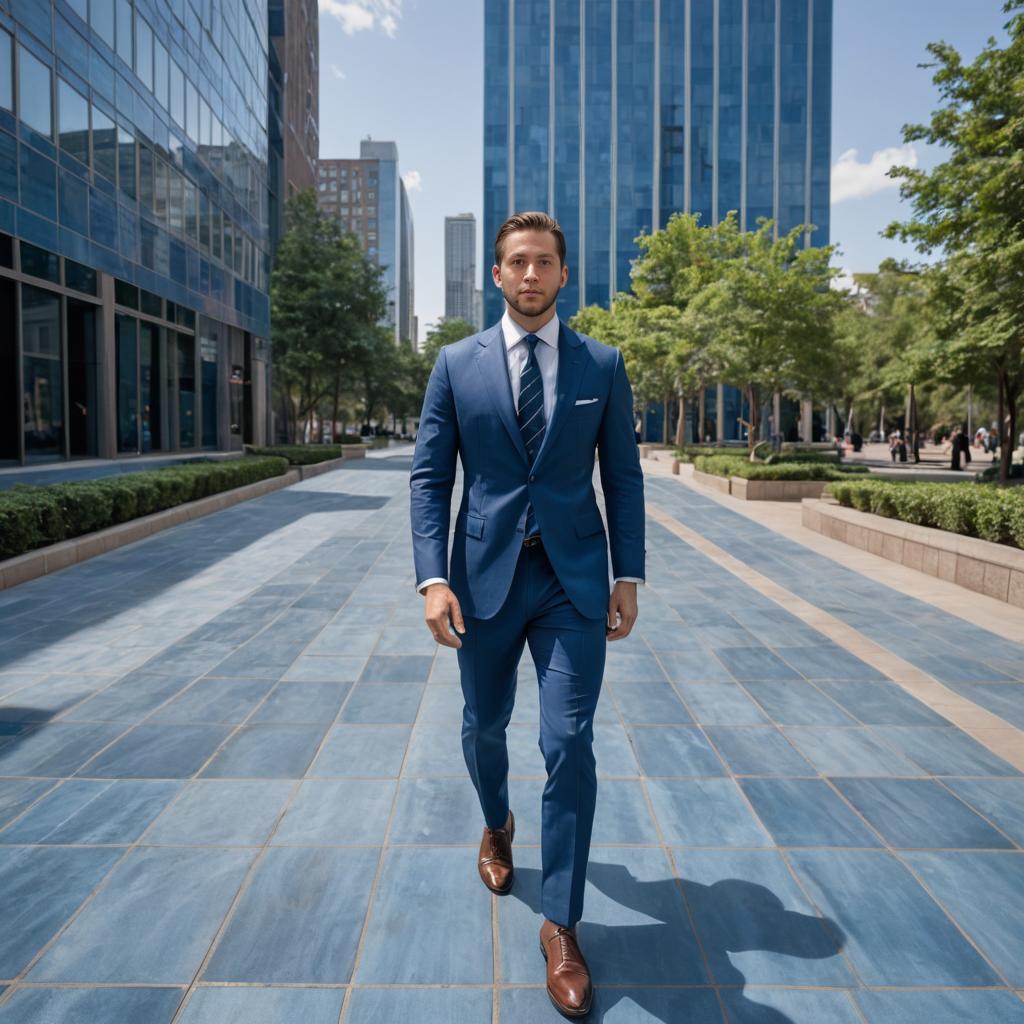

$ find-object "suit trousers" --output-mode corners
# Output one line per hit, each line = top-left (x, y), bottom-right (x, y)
(456, 540), (607, 928)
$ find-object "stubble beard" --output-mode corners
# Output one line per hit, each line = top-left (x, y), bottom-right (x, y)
(502, 284), (559, 322)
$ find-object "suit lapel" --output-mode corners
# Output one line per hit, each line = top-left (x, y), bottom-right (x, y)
(475, 324), (529, 464)
(533, 322), (586, 472)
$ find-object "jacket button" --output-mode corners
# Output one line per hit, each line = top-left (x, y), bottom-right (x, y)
(529, 474), (536, 482)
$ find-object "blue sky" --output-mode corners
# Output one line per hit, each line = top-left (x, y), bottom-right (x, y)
(317, 0), (1009, 343)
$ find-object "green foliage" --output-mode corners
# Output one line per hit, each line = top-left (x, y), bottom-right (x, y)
(270, 190), (388, 441)
(629, 213), (844, 445)
(884, 4), (1024, 483)
(0, 458), (288, 560)
(678, 447), (840, 465)
(693, 455), (868, 481)
(248, 444), (362, 465)
(421, 318), (478, 366)
(826, 478), (1024, 549)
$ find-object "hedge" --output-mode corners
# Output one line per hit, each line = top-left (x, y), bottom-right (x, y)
(826, 478), (1024, 550)
(676, 445), (839, 464)
(693, 455), (869, 481)
(0, 456), (288, 561)
(247, 443), (363, 465)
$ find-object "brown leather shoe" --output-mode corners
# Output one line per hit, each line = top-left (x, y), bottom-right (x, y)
(539, 919), (593, 1018)
(477, 810), (515, 894)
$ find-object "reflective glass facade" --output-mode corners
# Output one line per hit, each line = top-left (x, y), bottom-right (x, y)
(484, 0), (832, 326)
(0, 0), (275, 463)
(318, 141), (415, 344)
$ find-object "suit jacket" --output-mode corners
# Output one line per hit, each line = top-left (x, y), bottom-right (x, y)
(409, 319), (646, 621)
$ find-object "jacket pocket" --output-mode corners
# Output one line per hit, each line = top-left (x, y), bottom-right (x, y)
(574, 508), (605, 538)
(456, 511), (485, 539)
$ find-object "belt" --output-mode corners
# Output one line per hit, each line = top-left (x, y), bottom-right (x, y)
(523, 533), (543, 549)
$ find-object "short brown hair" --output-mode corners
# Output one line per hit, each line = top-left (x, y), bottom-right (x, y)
(494, 212), (566, 267)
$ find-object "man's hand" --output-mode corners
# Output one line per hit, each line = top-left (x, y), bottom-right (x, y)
(424, 583), (466, 649)
(606, 581), (638, 641)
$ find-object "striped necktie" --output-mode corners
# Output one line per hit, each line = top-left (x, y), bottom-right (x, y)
(517, 333), (546, 539)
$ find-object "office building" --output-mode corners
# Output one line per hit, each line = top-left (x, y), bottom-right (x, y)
(444, 212), (476, 323)
(483, 0), (832, 440)
(318, 139), (415, 343)
(268, 0), (319, 253)
(1, 0), (282, 465)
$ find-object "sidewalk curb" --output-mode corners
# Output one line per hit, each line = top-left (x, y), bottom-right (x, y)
(0, 468), (302, 591)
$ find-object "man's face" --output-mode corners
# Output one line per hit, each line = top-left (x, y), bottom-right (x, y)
(492, 229), (569, 320)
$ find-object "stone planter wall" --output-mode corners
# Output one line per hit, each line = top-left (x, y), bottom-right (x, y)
(731, 477), (829, 502)
(692, 468), (733, 495)
(802, 498), (1024, 609)
(691, 469), (829, 502)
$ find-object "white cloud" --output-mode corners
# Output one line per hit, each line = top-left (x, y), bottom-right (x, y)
(319, 0), (402, 36)
(329, 63), (346, 79)
(402, 170), (422, 192)
(831, 145), (918, 203)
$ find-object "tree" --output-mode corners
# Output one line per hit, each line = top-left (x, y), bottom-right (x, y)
(349, 327), (401, 432)
(679, 221), (843, 446)
(885, 1), (1024, 481)
(421, 318), (478, 367)
(270, 190), (387, 442)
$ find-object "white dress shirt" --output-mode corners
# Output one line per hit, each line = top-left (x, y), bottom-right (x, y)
(416, 308), (643, 593)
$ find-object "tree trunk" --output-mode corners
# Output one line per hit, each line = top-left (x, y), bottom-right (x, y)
(746, 385), (760, 448)
(998, 365), (1008, 485)
(662, 393), (671, 445)
(331, 373), (341, 444)
(675, 393), (687, 448)
(698, 388), (706, 443)
(879, 402), (885, 439)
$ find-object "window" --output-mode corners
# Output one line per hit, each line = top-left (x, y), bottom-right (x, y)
(92, 106), (117, 182)
(118, 127), (136, 199)
(18, 46), (52, 138)
(135, 17), (152, 90)
(22, 285), (64, 460)
(186, 79), (198, 141)
(170, 60), (184, 127)
(116, 0), (133, 64)
(65, 260), (97, 294)
(153, 39), (168, 109)
(58, 79), (90, 166)
(20, 242), (60, 283)
(91, 0), (115, 48)
(0, 30), (11, 111)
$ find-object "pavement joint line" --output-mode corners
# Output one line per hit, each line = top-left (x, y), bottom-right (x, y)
(169, 527), (405, 1024)
(645, 501), (1024, 772)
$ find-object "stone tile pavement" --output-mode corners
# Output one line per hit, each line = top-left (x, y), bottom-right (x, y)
(0, 454), (1022, 1022)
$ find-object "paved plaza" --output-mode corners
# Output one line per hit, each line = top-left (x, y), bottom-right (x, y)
(0, 452), (1023, 1023)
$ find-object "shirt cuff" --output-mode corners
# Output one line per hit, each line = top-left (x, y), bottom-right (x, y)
(614, 577), (645, 585)
(416, 577), (449, 594)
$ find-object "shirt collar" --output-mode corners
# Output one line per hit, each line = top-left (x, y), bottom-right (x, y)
(501, 308), (560, 351)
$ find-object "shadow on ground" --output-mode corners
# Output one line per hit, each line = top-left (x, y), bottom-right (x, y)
(513, 861), (845, 1023)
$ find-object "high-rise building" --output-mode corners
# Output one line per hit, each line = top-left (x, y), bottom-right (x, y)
(268, 0), (319, 253)
(483, 0), (832, 328)
(444, 213), (476, 323)
(473, 287), (484, 331)
(317, 140), (415, 343)
(0, 0), (283, 465)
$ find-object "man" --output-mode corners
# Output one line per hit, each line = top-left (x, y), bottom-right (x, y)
(409, 212), (645, 1018)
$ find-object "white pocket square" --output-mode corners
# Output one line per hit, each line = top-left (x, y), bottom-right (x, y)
(575, 398), (600, 406)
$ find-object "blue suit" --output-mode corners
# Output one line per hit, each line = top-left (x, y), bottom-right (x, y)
(410, 318), (645, 927)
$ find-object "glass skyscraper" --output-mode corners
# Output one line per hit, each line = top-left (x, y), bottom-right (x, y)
(0, 0), (276, 465)
(483, 0), (832, 331)
(318, 140), (415, 345)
